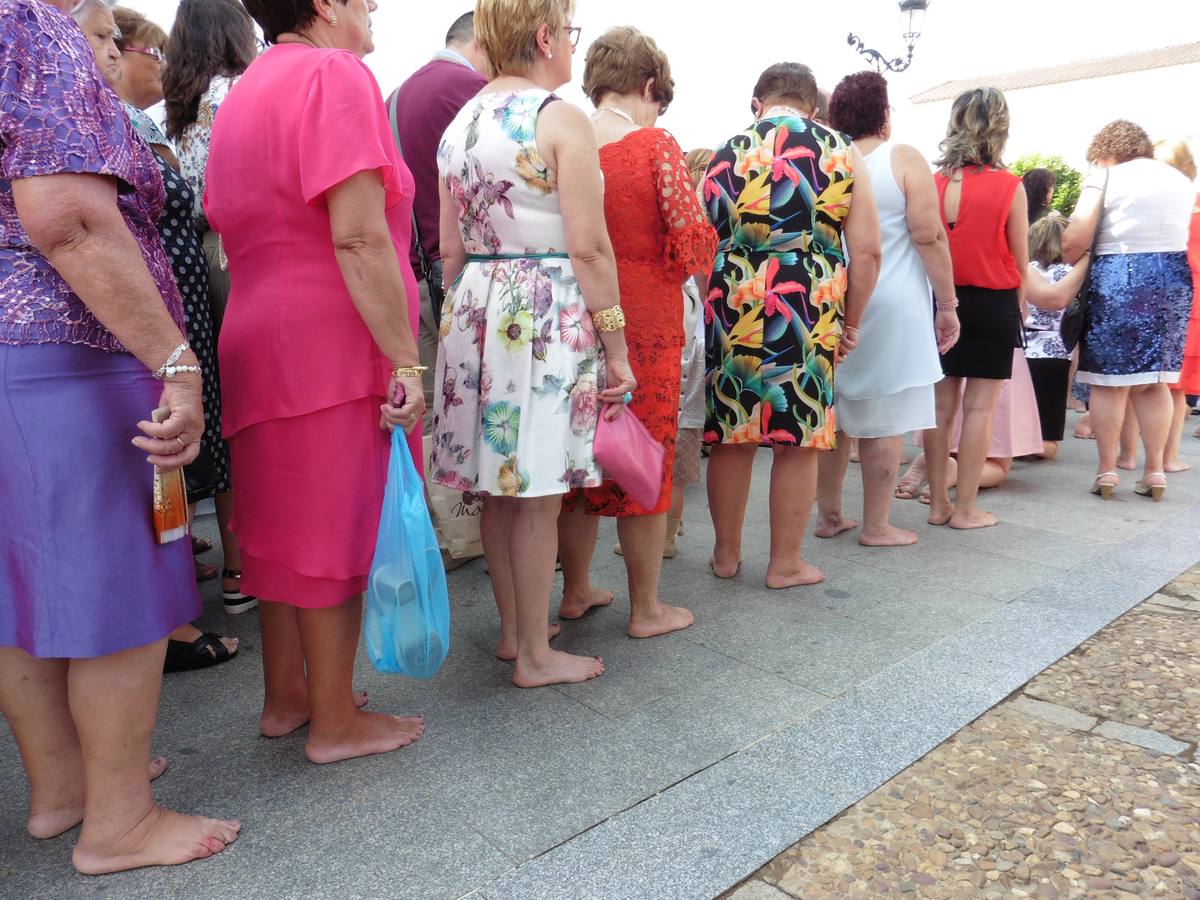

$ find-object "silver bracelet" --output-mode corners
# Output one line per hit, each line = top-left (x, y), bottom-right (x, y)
(153, 342), (194, 380)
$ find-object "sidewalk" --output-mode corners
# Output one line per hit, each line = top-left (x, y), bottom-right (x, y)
(728, 575), (1200, 899)
(2, 416), (1199, 899)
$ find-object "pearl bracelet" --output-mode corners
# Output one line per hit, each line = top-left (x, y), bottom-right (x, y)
(391, 365), (428, 378)
(153, 342), (200, 380)
(936, 296), (959, 311)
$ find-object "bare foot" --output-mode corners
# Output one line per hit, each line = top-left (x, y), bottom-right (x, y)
(628, 603), (695, 638)
(305, 710), (424, 765)
(1074, 416), (1095, 440)
(709, 550), (741, 579)
(926, 499), (955, 526)
(28, 757), (170, 840)
(859, 525), (919, 547)
(1116, 457), (1137, 471)
(765, 562), (825, 588)
(1165, 460), (1192, 473)
(558, 587), (614, 621)
(496, 623), (561, 662)
(513, 650), (604, 688)
(260, 689), (369, 738)
(815, 513), (859, 538)
(949, 508), (998, 530)
(72, 805), (240, 875)
(895, 455), (927, 500)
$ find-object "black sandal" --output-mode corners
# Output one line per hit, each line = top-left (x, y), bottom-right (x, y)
(221, 569), (259, 615)
(164, 633), (238, 673)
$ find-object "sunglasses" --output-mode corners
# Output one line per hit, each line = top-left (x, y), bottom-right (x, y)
(122, 45), (166, 64)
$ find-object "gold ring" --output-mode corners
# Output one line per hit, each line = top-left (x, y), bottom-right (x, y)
(176, 437), (186, 451)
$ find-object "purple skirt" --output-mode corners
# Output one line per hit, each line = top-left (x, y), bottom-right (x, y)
(0, 343), (200, 658)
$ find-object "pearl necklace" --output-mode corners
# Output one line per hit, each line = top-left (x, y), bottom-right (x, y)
(760, 105), (806, 121)
(595, 106), (638, 126)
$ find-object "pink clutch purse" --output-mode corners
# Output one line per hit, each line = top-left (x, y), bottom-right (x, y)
(593, 410), (665, 509)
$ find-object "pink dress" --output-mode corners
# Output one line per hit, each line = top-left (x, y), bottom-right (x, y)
(917, 349), (1043, 457)
(204, 44), (421, 607)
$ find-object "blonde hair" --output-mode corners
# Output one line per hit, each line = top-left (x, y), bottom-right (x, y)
(935, 87), (1010, 173)
(1155, 138), (1197, 181)
(684, 148), (713, 191)
(113, 6), (166, 50)
(1028, 213), (1066, 268)
(582, 26), (674, 109)
(475, 0), (574, 78)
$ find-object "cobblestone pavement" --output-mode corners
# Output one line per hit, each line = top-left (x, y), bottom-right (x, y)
(727, 571), (1200, 900)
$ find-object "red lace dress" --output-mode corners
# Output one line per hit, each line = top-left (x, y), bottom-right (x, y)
(572, 128), (717, 517)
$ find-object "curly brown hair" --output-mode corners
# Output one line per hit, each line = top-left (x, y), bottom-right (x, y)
(934, 87), (1010, 172)
(828, 71), (888, 139)
(582, 26), (674, 110)
(1086, 120), (1153, 165)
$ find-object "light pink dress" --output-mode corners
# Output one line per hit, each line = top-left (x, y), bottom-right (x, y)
(205, 44), (421, 607)
(917, 349), (1043, 458)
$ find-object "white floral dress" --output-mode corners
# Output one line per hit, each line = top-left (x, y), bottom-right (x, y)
(432, 89), (604, 498)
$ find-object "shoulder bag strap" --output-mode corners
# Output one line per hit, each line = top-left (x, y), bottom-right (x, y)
(386, 88), (433, 285)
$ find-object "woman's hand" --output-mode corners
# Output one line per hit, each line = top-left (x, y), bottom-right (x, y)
(600, 355), (637, 421)
(380, 374), (426, 434)
(134, 376), (205, 471)
(934, 308), (961, 354)
(837, 324), (860, 362)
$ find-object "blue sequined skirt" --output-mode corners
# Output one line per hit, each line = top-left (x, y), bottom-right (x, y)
(1078, 251), (1192, 385)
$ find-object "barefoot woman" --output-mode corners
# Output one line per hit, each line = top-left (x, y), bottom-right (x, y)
(205, 0), (425, 762)
(431, 0), (636, 686)
(703, 63), (880, 587)
(557, 26), (716, 637)
(0, 0), (238, 870)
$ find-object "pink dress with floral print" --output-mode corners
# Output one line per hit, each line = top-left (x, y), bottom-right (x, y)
(432, 90), (604, 497)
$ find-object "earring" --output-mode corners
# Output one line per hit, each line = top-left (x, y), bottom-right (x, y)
(329, 12), (338, 25)
(547, 51), (553, 60)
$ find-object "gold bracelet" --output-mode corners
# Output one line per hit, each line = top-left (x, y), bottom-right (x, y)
(391, 365), (428, 378)
(590, 305), (626, 333)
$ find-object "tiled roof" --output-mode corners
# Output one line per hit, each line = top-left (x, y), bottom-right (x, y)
(910, 42), (1200, 104)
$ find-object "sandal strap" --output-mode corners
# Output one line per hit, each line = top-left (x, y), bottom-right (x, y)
(222, 569), (242, 579)
(1094, 472), (1119, 481)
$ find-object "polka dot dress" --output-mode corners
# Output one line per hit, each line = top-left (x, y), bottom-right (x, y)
(156, 157), (231, 498)
(125, 105), (230, 499)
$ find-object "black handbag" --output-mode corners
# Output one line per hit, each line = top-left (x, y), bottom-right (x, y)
(1059, 172), (1108, 352)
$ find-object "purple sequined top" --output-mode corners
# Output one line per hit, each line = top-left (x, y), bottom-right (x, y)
(0, 0), (184, 352)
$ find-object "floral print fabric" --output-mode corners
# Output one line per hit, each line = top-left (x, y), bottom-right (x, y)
(432, 90), (604, 497)
(0, 0), (183, 351)
(702, 115), (854, 448)
(178, 75), (236, 233)
(1023, 262), (1071, 360)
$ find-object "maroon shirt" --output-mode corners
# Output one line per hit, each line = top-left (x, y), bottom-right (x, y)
(388, 55), (487, 273)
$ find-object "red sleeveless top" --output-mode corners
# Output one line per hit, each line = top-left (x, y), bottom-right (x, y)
(935, 166), (1021, 290)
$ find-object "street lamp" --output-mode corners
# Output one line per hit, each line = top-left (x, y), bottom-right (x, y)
(847, 0), (930, 73)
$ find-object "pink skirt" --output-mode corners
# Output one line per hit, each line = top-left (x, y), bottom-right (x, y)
(228, 396), (408, 608)
(917, 349), (1044, 458)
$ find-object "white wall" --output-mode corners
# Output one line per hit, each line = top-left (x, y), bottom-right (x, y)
(896, 64), (1200, 176)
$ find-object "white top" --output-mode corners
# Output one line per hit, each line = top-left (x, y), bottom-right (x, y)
(1090, 158), (1193, 255)
(1023, 261), (1071, 360)
(835, 143), (942, 402)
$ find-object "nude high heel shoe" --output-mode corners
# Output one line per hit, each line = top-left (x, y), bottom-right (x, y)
(1134, 472), (1166, 502)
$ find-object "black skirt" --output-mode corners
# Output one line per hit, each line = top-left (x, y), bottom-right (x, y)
(1026, 357), (1071, 442)
(939, 286), (1021, 379)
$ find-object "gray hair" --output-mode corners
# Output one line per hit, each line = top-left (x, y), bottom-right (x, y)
(71, 0), (116, 21)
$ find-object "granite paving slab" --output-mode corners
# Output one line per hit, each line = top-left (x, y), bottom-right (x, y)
(3, 425), (1199, 898)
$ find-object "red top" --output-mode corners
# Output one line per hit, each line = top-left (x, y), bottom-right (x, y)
(204, 44), (420, 455)
(935, 166), (1021, 290)
(387, 56), (487, 271)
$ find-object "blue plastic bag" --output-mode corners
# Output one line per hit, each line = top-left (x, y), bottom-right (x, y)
(364, 429), (450, 677)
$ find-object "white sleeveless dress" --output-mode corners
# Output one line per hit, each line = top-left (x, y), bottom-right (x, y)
(431, 90), (605, 497)
(835, 143), (943, 438)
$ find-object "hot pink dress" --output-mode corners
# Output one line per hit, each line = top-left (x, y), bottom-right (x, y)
(204, 44), (421, 608)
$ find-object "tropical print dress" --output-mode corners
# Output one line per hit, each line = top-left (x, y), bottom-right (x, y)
(703, 115), (854, 448)
(431, 89), (605, 497)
